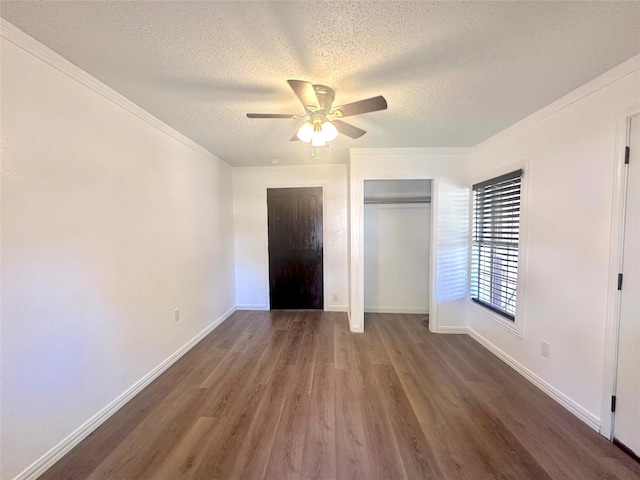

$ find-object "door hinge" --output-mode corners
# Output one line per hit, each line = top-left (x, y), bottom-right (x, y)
(618, 273), (623, 290)
(625, 146), (630, 164)
(611, 395), (617, 412)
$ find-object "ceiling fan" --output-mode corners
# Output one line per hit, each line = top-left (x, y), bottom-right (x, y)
(246, 80), (387, 147)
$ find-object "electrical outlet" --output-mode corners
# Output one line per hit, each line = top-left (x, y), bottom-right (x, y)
(174, 308), (180, 322)
(541, 341), (550, 358)
(333, 294), (339, 302)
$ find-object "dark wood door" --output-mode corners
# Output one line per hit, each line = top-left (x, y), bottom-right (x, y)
(268, 187), (323, 309)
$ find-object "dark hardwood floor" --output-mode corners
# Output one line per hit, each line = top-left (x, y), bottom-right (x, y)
(38, 311), (640, 479)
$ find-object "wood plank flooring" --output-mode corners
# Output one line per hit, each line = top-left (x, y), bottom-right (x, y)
(38, 311), (640, 479)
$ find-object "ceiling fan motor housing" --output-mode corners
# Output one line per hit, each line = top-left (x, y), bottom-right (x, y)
(311, 84), (335, 113)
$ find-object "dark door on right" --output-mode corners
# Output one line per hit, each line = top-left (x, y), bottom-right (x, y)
(267, 187), (323, 310)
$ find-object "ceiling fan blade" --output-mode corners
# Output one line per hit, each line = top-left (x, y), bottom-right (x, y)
(333, 95), (387, 117)
(290, 133), (301, 141)
(287, 80), (320, 110)
(246, 113), (295, 118)
(333, 120), (366, 139)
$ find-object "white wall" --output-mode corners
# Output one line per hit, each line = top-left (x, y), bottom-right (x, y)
(350, 149), (472, 332)
(468, 57), (640, 432)
(233, 165), (349, 311)
(1, 28), (235, 480)
(364, 203), (430, 314)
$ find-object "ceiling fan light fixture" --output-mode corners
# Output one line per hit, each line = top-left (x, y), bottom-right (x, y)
(298, 116), (337, 147)
(311, 134), (326, 147)
(296, 121), (314, 142)
(321, 121), (339, 142)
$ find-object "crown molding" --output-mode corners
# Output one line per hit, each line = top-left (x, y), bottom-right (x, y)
(350, 147), (475, 157)
(475, 53), (640, 152)
(1, 18), (225, 164)
(232, 163), (347, 174)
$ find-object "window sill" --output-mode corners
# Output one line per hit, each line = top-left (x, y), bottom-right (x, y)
(470, 300), (523, 339)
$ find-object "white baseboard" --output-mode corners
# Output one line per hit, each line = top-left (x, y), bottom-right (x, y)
(13, 306), (237, 480)
(364, 306), (429, 314)
(236, 304), (269, 311)
(467, 328), (601, 432)
(325, 305), (348, 312)
(436, 326), (469, 334)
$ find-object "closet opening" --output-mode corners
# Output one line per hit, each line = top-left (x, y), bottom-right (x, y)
(363, 179), (432, 325)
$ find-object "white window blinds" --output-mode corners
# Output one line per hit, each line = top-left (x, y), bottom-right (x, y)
(471, 169), (523, 320)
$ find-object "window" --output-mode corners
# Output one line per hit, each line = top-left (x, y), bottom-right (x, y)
(471, 169), (523, 320)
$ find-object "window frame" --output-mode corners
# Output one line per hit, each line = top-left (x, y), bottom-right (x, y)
(469, 163), (528, 338)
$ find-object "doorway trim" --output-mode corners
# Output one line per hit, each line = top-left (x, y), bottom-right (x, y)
(600, 105), (640, 439)
(350, 174), (439, 333)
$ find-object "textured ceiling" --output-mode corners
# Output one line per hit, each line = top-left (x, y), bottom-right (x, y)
(2, 1), (640, 166)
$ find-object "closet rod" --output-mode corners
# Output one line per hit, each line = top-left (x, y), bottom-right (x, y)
(364, 196), (431, 205)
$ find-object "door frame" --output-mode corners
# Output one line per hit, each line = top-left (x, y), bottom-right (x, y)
(264, 183), (327, 310)
(350, 175), (439, 333)
(601, 105), (640, 439)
